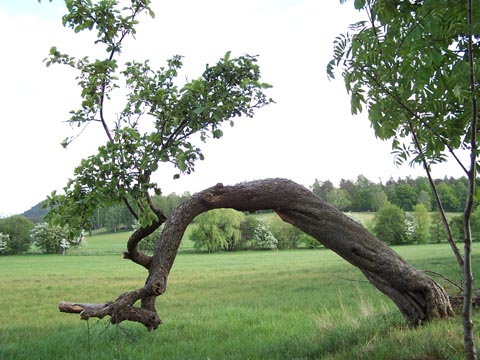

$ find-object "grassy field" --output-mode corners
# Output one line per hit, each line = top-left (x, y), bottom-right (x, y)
(1, 237), (479, 359)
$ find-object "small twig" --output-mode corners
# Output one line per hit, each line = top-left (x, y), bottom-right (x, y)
(420, 270), (464, 292)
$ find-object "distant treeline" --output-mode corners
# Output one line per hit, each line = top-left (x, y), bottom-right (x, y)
(311, 175), (469, 213)
(22, 192), (192, 231)
(21, 175), (469, 232)
(88, 192), (192, 232)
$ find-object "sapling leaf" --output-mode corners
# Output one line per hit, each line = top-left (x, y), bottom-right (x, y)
(213, 129), (223, 139)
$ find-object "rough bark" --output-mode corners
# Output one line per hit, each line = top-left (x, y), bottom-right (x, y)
(60, 179), (454, 329)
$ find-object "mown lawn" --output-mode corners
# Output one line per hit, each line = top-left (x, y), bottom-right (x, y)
(0, 242), (478, 359)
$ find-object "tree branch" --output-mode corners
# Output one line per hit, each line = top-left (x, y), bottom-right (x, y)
(408, 122), (464, 267)
(420, 270), (464, 292)
(124, 219), (163, 269)
(362, 68), (469, 176)
(462, 0), (478, 357)
(59, 287), (161, 331)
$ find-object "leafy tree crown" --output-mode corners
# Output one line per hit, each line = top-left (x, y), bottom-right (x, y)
(329, 0), (480, 170)
(44, 0), (273, 232)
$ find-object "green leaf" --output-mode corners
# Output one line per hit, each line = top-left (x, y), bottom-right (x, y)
(326, 59), (336, 80)
(177, 157), (187, 172)
(353, 0), (365, 10)
(329, 0), (475, 172)
(212, 129), (223, 139)
(224, 51), (231, 62)
(193, 106), (205, 115)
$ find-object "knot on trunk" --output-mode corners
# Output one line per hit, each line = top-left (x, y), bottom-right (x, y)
(146, 269), (168, 296)
(200, 183), (226, 206)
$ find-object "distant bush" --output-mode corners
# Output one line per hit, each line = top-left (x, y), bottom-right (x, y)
(0, 215), (34, 254)
(405, 212), (416, 244)
(131, 221), (163, 252)
(449, 206), (480, 242)
(430, 211), (448, 243)
(252, 222), (278, 250)
(300, 233), (322, 249)
(0, 233), (9, 254)
(269, 217), (300, 249)
(413, 204), (430, 244)
(472, 207), (480, 241)
(373, 203), (408, 245)
(30, 223), (86, 254)
(191, 209), (245, 253)
(239, 215), (260, 249)
(269, 216), (319, 249)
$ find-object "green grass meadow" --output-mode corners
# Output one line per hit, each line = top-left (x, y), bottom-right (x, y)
(1, 223), (479, 359)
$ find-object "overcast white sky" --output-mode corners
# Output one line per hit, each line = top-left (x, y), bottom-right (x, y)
(0, 0), (464, 216)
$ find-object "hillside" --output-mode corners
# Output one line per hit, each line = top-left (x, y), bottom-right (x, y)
(21, 201), (48, 223)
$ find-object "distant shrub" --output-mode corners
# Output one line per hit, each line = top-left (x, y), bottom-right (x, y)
(269, 216), (319, 249)
(131, 221), (163, 251)
(449, 215), (464, 243)
(252, 222), (278, 250)
(472, 206), (480, 242)
(30, 223), (85, 254)
(430, 211), (448, 243)
(269, 217), (300, 249)
(0, 215), (34, 254)
(191, 209), (245, 253)
(239, 215), (260, 249)
(413, 204), (430, 244)
(300, 233), (322, 249)
(449, 206), (480, 243)
(345, 212), (367, 227)
(373, 203), (408, 245)
(405, 212), (416, 244)
(0, 233), (9, 255)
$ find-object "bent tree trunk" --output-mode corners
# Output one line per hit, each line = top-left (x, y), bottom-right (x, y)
(60, 179), (453, 330)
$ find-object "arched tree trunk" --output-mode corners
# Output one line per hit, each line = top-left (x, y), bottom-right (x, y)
(60, 179), (454, 330)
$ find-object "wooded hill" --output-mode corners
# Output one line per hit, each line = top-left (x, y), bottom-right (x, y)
(311, 175), (470, 213)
